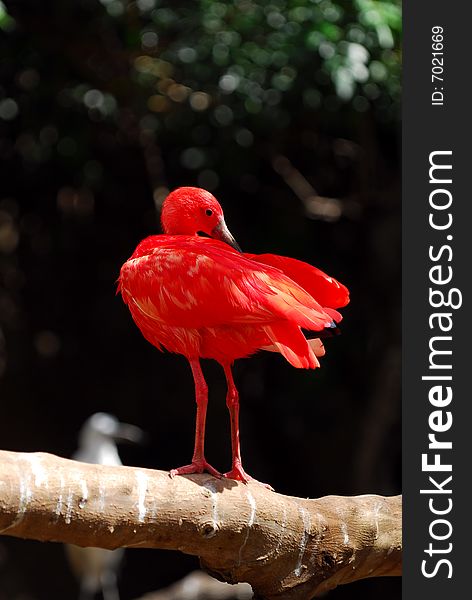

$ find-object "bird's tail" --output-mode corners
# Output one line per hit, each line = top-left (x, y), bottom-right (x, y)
(262, 322), (320, 369)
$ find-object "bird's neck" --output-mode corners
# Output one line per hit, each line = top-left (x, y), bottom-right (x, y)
(160, 201), (198, 236)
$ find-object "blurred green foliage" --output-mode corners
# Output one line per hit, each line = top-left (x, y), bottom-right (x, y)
(145, 0), (401, 113)
(0, 0), (400, 195)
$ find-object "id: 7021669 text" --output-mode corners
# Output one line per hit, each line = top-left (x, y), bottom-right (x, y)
(432, 25), (444, 106)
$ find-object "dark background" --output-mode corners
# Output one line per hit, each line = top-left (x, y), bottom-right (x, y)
(0, 1), (401, 598)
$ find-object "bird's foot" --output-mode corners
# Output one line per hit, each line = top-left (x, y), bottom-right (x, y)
(170, 459), (222, 479)
(224, 463), (274, 491)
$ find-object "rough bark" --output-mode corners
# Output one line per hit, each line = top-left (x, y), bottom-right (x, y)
(0, 451), (401, 599)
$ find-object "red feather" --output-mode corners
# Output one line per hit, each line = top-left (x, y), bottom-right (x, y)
(244, 253), (349, 310)
(119, 236), (337, 367)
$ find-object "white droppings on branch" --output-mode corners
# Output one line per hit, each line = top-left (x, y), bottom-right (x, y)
(79, 479), (88, 509)
(274, 505), (287, 555)
(333, 508), (350, 546)
(203, 480), (220, 530)
(373, 501), (382, 540)
(27, 454), (48, 488)
(55, 474), (65, 519)
(64, 487), (74, 525)
(295, 506), (311, 576)
(2, 466), (32, 532)
(341, 522), (349, 545)
(136, 471), (148, 523)
(247, 492), (257, 528)
(98, 480), (106, 513)
(238, 490), (257, 565)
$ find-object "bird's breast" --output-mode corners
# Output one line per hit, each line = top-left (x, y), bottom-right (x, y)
(123, 294), (269, 361)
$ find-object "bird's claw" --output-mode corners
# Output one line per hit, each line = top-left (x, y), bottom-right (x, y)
(224, 464), (274, 491)
(170, 460), (222, 479)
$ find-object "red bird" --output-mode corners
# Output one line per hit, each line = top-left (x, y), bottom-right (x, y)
(119, 187), (349, 485)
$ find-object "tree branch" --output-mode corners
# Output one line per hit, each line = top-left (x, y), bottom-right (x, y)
(0, 451), (401, 599)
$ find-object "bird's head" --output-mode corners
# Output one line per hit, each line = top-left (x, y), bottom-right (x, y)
(161, 187), (241, 251)
(78, 412), (144, 447)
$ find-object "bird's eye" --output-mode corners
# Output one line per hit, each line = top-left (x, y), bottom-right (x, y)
(205, 209), (213, 217)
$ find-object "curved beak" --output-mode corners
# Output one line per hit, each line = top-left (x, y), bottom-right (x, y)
(211, 219), (242, 252)
(114, 423), (146, 445)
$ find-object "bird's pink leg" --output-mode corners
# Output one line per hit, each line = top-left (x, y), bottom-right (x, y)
(222, 365), (272, 489)
(170, 359), (221, 479)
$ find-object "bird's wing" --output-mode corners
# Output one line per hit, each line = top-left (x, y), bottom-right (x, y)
(244, 253), (349, 310)
(119, 236), (337, 331)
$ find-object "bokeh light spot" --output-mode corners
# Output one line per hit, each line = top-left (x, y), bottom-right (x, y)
(141, 31), (158, 49)
(370, 60), (388, 81)
(181, 147), (206, 170)
(167, 84), (190, 103)
(178, 47), (197, 63)
(83, 89), (104, 110)
(235, 128), (254, 147)
(213, 105), (233, 126)
(219, 73), (240, 93)
(137, 0), (156, 12)
(318, 41), (336, 59)
(0, 99), (18, 121)
(190, 92), (211, 111)
(266, 11), (286, 29)
(105, 1), (124, 17)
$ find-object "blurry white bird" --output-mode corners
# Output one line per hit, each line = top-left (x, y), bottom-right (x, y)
(65, 412), (144, 600)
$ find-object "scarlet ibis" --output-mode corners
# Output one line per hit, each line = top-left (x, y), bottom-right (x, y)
(65, 413), (143, 600)
(119, 187), (349, 485)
